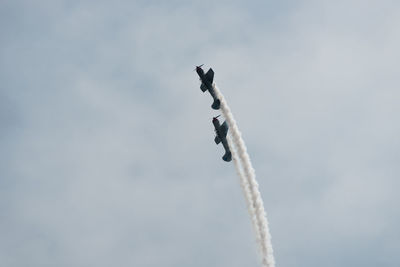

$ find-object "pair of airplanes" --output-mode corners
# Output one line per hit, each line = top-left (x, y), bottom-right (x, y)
(196, 65), (232, 162)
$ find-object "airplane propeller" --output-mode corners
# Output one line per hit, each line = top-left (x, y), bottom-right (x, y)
(194, 64), (204, 71)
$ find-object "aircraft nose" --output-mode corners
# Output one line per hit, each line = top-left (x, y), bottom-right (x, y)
(213, 115), (220, 122)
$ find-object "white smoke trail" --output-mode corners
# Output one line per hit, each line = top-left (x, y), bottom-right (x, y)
(214, 84), (275, 267)
(226, 135), (261, 243)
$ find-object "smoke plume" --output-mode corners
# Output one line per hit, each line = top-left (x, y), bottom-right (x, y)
(215, 85), (275, 267)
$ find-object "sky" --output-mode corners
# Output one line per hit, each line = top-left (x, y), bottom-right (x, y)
(1, 1), (400, 266)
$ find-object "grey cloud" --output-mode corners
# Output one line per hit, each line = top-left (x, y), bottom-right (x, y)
(1, 1), (399, 266)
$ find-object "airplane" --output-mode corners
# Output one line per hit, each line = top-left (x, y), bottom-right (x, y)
(212, 115), (232, 162)
(195, 64), (221, 110)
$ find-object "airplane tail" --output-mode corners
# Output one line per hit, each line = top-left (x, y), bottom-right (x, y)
(222, 151), (232, 162)
(212, 99), (221, 110)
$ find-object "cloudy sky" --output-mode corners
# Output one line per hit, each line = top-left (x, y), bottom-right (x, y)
(1, 1), (399, 266)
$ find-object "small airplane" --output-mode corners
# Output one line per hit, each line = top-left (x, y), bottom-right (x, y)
(195, 64), (221, 110)
(212, 115), (232, 162)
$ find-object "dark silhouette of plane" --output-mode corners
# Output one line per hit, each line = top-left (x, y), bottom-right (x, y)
(195, 65), (221, 110)
(212, 115), (231, 162)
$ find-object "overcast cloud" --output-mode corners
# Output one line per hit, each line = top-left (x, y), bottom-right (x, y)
(1, 1), (399, 266)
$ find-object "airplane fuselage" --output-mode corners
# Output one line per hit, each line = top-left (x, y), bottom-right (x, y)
(212, 117), (221, 132)
(196, 68), (212, 89)
(196, 66), (220, 110)
(196, 67), (205, 81)
(212, 117), (232, 162)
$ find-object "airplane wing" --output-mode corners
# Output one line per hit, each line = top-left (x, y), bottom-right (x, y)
(220, 121), (229, 137)
(200, 83), (207, 92)
(205, 68), (214, 83)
